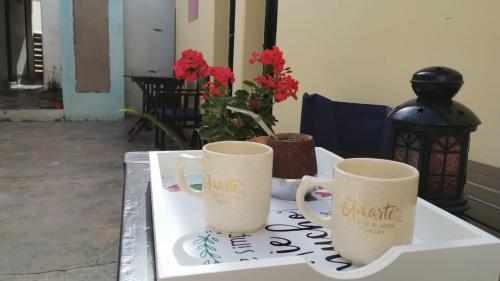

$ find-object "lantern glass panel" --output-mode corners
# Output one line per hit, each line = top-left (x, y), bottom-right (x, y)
(445, 153), (460, 174)
(427, 136), (461, 199)
(394, 133), (420, 168)
(429, 153), (444, 174)
(427, 176), (442, 197)
(443, 176), (458, 198)
(407, 150), (419, 168)
(394, 147), (407, 162)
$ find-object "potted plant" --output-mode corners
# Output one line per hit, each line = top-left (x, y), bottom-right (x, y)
(39, 66), (62, 109)
(131, 47), (299, 149)
(173, 47), (317, 200)
(52, 91), (63, 109)
(172, 46), (299, 142)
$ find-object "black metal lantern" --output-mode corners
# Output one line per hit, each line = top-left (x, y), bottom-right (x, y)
(388, 66), (481, 214)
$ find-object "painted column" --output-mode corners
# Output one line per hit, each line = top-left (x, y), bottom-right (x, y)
(232, 0), (266, 89)
(59, 0), (124, 120)
(40, 0), (61, 88)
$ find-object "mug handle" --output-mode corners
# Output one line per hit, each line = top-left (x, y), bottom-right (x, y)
(296, 176), (335, 227)
(175, 154), (203, 198)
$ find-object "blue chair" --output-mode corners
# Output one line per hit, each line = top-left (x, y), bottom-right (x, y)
(300, 93), (393, 159)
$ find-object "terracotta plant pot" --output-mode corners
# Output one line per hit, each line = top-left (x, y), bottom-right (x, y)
(266, 133), (317, 179)
(265, 133), (318, 200)
(53, 101), (63, 109)
(248, 136), (269, 145)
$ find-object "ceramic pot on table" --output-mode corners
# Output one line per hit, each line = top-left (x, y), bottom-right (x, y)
(266, 133), (317, 200)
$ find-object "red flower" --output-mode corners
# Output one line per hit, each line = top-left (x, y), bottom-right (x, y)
(173, 49), (209, 82)
(274, 75), (299, 102)
(249, 46), (285, 74)
(209, 66), (235, 87)
(254, 73), (298, 102)
(201, 81), (223, 98)
(254, 74), (276, 89)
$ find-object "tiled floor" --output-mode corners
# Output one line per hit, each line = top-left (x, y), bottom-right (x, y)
(0, 120), (159, 280)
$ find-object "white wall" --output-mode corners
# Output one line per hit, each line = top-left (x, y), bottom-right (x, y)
(175, 0), (229, 67)
(39, 0), (176, 108)
(124, 0), (176, 110)
(40, 0), (61, 87)
(275, 0), (500, 168)
(32, 0), (42, 33)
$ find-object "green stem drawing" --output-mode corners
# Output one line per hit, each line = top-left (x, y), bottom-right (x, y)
(193, 231), (221, 264)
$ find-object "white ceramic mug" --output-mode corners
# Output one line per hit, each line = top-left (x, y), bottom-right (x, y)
(296, 158), (419, 265)
(175, 141), (273, 234)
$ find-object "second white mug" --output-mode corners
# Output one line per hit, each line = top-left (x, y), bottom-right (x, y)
(296, 158), (419, 265)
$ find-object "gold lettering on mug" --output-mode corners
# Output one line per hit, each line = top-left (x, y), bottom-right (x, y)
(204, 174), (241, 193)
(340, 196), (402, 235)
(204, 174), (246, 204)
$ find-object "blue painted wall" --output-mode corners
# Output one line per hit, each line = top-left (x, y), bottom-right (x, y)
(59, 0), (124, 120)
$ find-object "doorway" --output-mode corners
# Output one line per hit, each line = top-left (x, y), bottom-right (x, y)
(263, 0), (278, 50)
(227, 0), (278, 68)
(0, 0), (63, 119)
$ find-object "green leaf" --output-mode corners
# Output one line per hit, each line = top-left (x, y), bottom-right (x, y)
(190, 183), (203, 191)
(243, 80), (257, 88)
(120, 107), (185, 149)
(233, 89), (250, 99)
(202, 114), (217, 125)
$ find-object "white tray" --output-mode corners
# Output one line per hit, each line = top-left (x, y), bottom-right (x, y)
(150, 148), (500, 281)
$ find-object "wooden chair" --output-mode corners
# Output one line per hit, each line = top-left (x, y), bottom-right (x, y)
(127, 76), (183, 142)
(300, 93), (393, 159)
(154, 85), (202, 149)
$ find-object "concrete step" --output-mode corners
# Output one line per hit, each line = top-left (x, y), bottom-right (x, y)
(0, 109), (64, 122)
